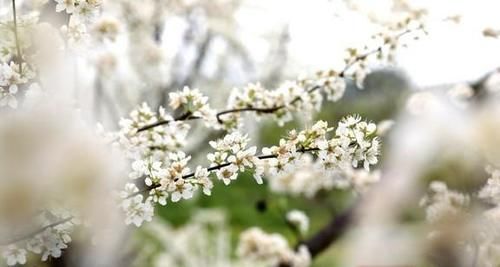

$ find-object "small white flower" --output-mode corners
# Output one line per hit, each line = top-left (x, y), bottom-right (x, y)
(122, 195), (154, 227)
(216, 165), (239, 185)
(169, 180), (194, 202)
(194, 166), (213, 195)
(130, 159), (147, 179)
(150, 188), (168, 205)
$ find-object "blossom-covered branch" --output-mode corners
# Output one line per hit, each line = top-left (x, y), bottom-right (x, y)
(118, 116), (380, 227)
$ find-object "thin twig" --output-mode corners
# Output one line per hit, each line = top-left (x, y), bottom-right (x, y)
(136, 112), (198, 132)
(215, 106), (283, 123)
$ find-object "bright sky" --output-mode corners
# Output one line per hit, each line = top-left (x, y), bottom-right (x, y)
(237, 0), (500, 87)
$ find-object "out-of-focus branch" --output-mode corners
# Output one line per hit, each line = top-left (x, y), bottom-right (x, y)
(470, 67), (500, 98)
(11, 0), (22, 73)
(263, 26), (290, 87)
(158, 25), (213, 107)
(183, 31), (213, 87)
(302, 204), (355, 257)
(0, 217), (73, 246)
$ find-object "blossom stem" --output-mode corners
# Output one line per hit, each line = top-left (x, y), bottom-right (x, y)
(11, 0), (22, 74)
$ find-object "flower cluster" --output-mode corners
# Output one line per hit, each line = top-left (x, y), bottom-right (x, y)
(118, 132), (258, 226)
(330, 115), (380, 170)
(0, 211), (78, 266)
(117, 103), (190, 159)
(55, 0), (102, 45)
(0, 61), (36, 109)
(262, 116), (380, 196)
(169, 86), (218, 128)
(119, 184), (155, 227)
(419, 181), (470, 224)
(315, 70), (346, 101)
(418, 168), (500, 266)
(208, 132), (260, 184)
(237, 227), (311, 267)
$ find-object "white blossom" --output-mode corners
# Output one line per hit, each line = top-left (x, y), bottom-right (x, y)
(121, 195), (154, 227)
(194, 166), (213, 196)
(168, 179), (194, 202)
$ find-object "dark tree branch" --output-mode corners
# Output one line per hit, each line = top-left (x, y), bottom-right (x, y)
(302, 204), (355, 257)
(278, 203), (357, 267)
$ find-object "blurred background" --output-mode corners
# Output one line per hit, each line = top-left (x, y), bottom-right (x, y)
(2, 0), (500, 266)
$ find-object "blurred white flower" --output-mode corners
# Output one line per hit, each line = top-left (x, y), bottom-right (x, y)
(286, 210), (309, 234)
(2, 246), (26, 266)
